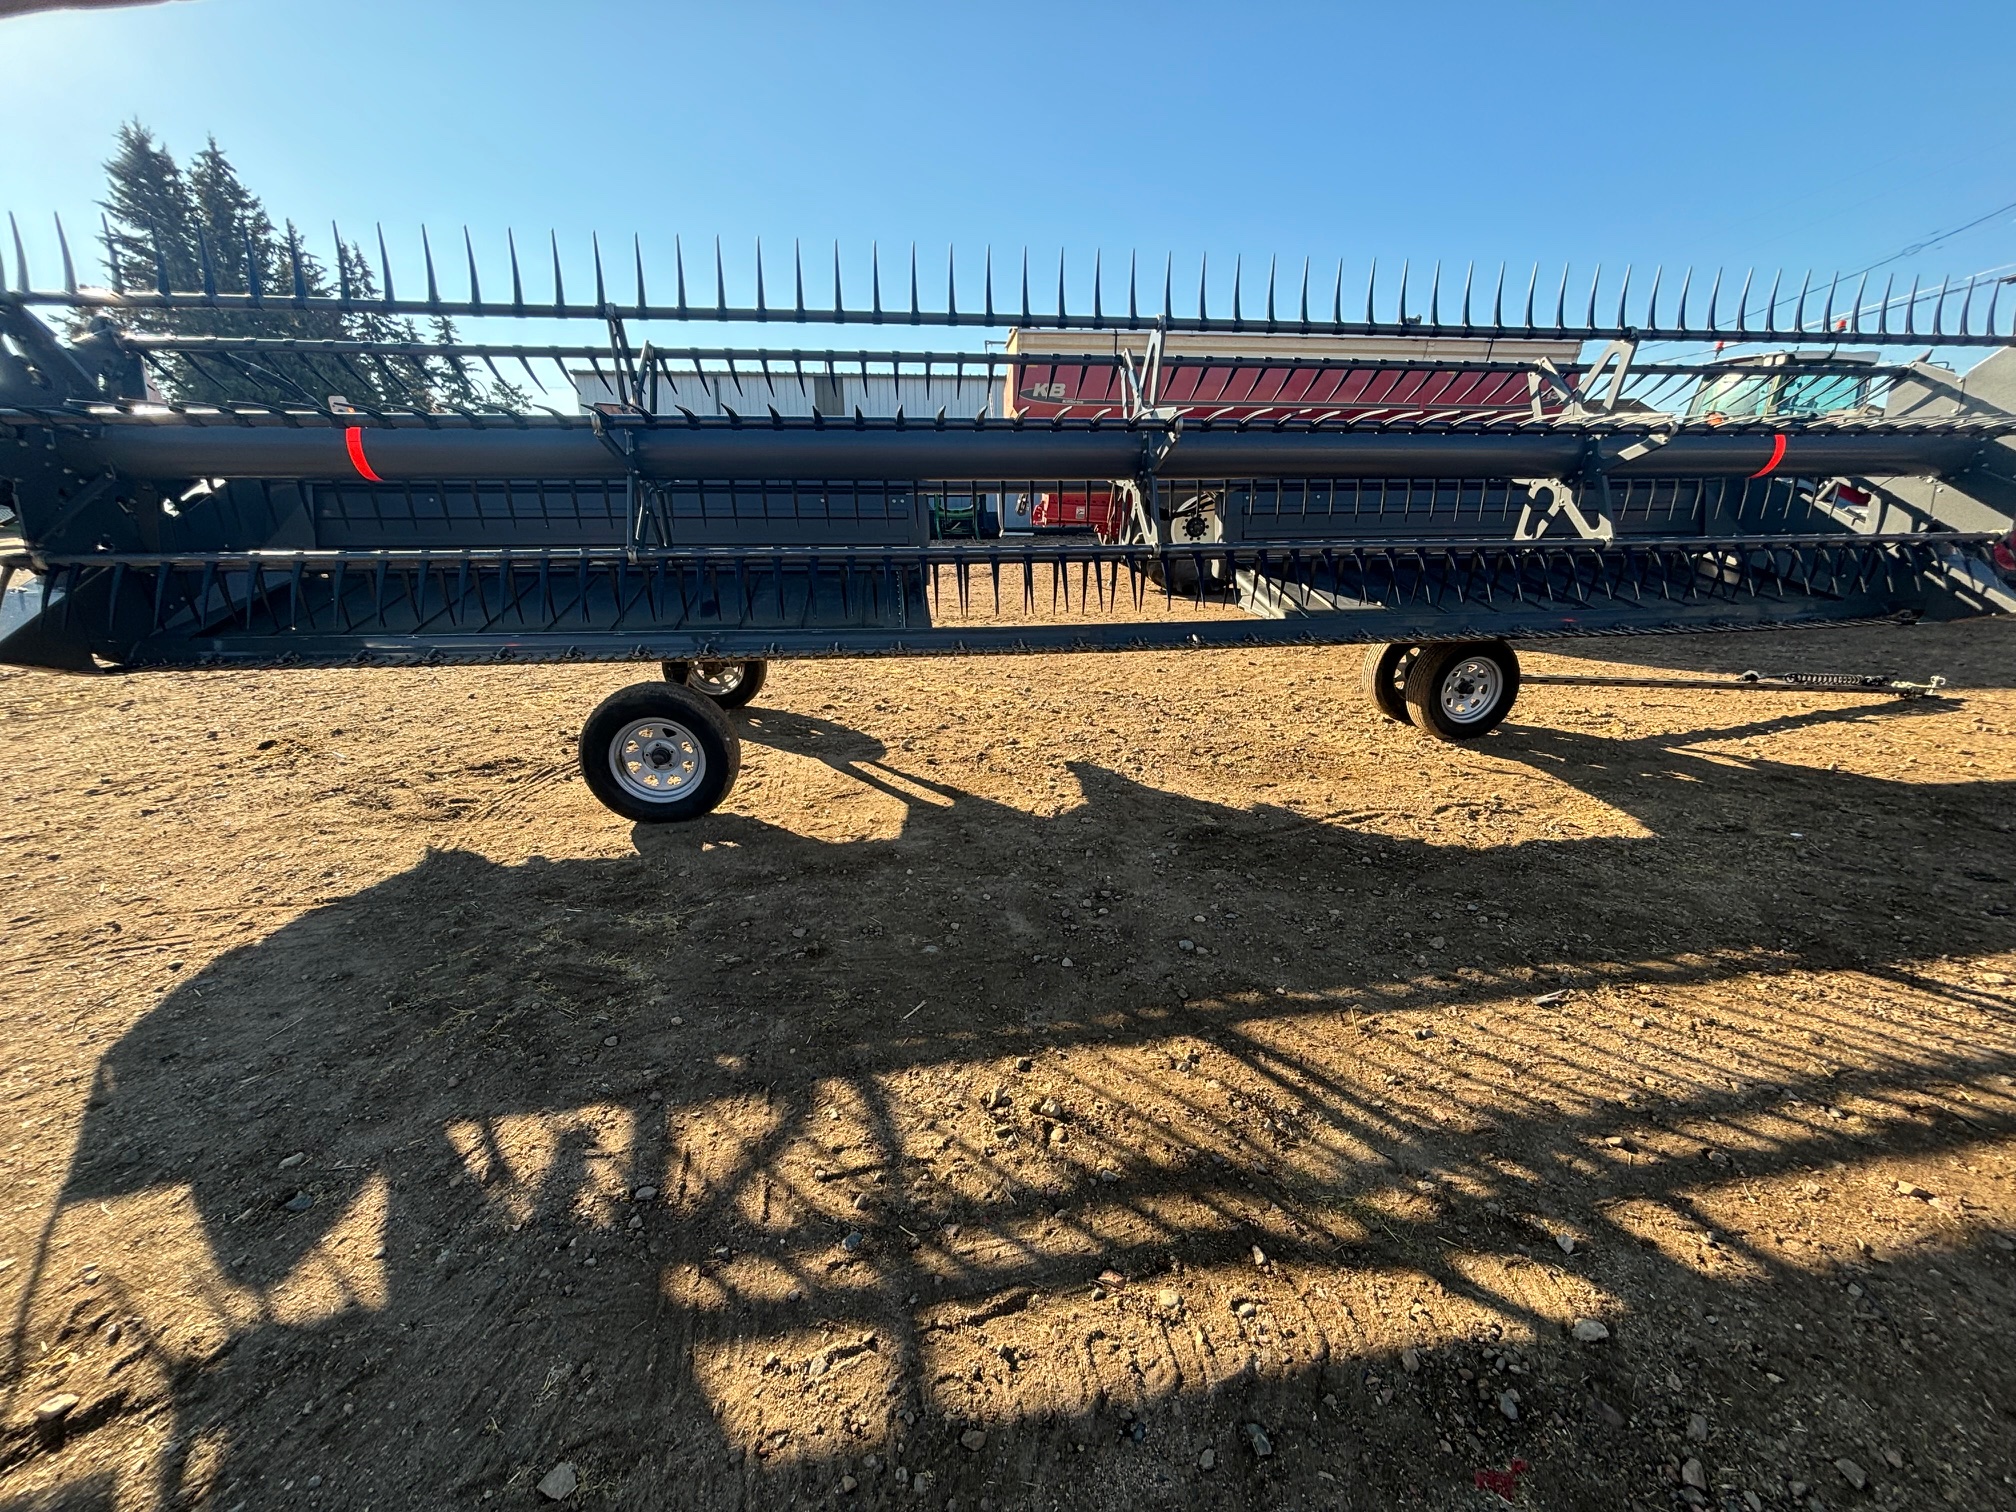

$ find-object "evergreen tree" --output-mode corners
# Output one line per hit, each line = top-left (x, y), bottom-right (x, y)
(95, 123), (525, 412)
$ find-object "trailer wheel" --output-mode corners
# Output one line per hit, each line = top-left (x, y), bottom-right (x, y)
(1360, 643), (1420, 723)
(580, 682), (741, 823)
(661, 658), (768, 709)
(1403, 641), (1521, 741)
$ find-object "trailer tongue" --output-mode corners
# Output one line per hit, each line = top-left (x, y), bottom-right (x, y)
(5, 233), (2013, 820)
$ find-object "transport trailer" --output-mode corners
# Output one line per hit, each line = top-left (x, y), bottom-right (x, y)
(3, 231), (2014, 822)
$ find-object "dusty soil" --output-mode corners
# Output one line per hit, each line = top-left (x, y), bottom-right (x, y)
(1, 620), (2014, 1512)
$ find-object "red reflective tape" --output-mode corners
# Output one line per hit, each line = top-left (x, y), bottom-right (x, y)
(344, 426), (384, 483)
(1749, 433), (1787, 479)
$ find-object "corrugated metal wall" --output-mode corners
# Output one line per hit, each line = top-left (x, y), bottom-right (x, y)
(574, 367), (1001, 419)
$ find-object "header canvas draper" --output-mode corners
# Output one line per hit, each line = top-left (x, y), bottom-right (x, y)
(4, 223), (2014, 820)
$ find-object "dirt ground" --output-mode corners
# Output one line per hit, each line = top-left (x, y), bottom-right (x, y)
(0, 619), (2013, 1512)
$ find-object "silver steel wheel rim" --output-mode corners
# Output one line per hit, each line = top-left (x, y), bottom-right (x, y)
(688, 660), (745, 697)
(610, 717), (706, 802)
(1439, 657), (1503, 724)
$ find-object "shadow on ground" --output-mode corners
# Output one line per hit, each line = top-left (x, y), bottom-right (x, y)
(6, 699), (2016, 1511)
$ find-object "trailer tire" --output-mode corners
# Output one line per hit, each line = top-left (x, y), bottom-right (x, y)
(1360, 643), (1420, 724)
(1403, 641), (1520, 741)
(661, 658), (768, 709)
(580, 682), (741, 823)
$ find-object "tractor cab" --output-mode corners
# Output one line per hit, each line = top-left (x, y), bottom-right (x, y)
(1686, 349), (1881, 422)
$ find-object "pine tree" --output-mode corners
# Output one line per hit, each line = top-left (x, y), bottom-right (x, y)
(94, 123), (523, 413)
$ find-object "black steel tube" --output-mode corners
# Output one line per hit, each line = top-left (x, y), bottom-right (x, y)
(55, 421), (1983, 484)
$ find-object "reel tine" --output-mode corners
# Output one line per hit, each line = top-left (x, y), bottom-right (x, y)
(376, 223), (395, 303)
(635, 233), (647, 311)
(755, 235), (766, 319)
(550, 230), (566, 313)
(1093, 247), (1103, 326)
(196, 223), (218, 302)
(508, 228), (525, 313)
(463, 226), (482, 312)
(55, 212), (76, 295)
(422, 224), (441, 309)
(7, 211), (24, 293)
(595, 231), (609, 310)
(946, 241), (957, 325)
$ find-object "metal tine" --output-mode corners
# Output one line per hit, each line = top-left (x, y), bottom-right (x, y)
(1129, 249), (1139, 324)
(196, 224), (219, 303)
(1821, 269), (1836, 333)
(1793, 269), (1810, 333)
(946, 242), (958, 324)
(1851, 270), (1869, 336)
(1956, 273), (1978, 337)
(463, 227), (483, 312)
(1364, 258), (1376, 323)
(1878, 273), (1893, 337)
(1616, 264), (1633, 329)
(1056, 248), (1067, 328)
(1583, 264), (1602, 330)
(1264, 254), (1277, 330)
(1553, 263), (1569, 329)
(755, 236), (766, 319)
(1021, 246), (1031, 325)
(1200, 252), (1211, 323)
(1232, 254), (1244, 327)
(288, 225), (308, 306)
(1488, 261), (1504, 326)
(549, 230), (565, 313)
(984, 244), (995, 324)
(595, 232), (610, 311)
(504, 230), (523, 313)
(243, 230), (263, 306)
(712, 235), (725, 318)
(422, 225), (442, 309)
(634, 233), (647, 311)
(101, 213), (122, 295)
(55, 213), (77, 295)
(1763, 269), (1783, 335)
(1735, 268), (1754, 335)
(1332, 258), (1343, 326)
(1427, 260), (1439, 328)
(8, 212), (27, 293)
(1093, 248), (1103, 326)
(1298, 255), (1311, 330)
(1986, 274), (2004, 341)
(795, 239), (806, 321)
(1705, 268), (1722, 331)
(1458, 260), (1473, 329)
(1933, 274), (1950, 338)
(908, 241), (920, 324)
(1522, 263), (1537, 328)
(872, 241), (883, 321)
(376, 224), (395, 303)
(1675, 266), (1692, 329)
(677, 235), (690, 316)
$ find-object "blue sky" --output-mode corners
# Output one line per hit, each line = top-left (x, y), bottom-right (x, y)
(4, 0), (2014, 344)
